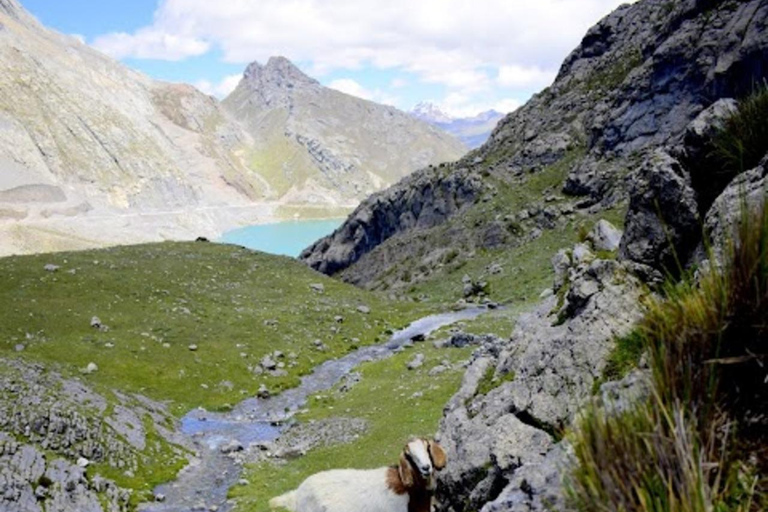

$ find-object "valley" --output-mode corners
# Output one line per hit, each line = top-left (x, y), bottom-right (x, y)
(1, 0), (767, 512)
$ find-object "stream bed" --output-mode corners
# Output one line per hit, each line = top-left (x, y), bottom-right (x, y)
(140, 307), (489, 512)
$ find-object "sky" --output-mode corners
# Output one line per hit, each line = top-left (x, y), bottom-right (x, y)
(21, 0), (631, 118)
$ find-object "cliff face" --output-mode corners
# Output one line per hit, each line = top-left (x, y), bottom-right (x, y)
(223, 57), (466, 205)
(301, 0), (768, 288)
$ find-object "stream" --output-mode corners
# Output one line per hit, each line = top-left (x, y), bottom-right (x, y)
(140, 306), (488, 512)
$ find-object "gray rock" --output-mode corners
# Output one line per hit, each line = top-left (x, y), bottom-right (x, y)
(219, 440), (243, 454)
(44, 264), (60, 272)
(356, 305), (370, 314)
(436, 258), (645, 512)
(702, 158), (767, 268)
(587, 219), (623, 252)
(309, 283), (325, 293)
(407, 353), (425, 370)
(620, 150), (700, 273)
(188, 344), (198, 351)
(260, 356), (277, 370)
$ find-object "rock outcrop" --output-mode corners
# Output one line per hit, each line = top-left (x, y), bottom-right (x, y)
(302, 0), (768, 284)
(436, 232), (648, 512)
(0, 358), (188, 512)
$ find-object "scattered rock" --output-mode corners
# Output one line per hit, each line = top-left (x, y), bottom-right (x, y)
(220, 440), (244, 454)
(44, 264), (60, 272)
(309, 283), (325, 293)
(407, 353), (425, 370)
(356, 305), (371, 314)
(257, 384), (270, 399)
(188, 344), (198, 351)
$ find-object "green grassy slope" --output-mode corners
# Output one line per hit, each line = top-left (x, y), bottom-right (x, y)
(0, 242), (429, 415)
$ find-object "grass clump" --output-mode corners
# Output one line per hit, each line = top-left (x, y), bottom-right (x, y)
(568, 205), (768, 512)
(694, 85), (768, 211)
(475, 365), (515, 397)
(602, 330), (646, 382)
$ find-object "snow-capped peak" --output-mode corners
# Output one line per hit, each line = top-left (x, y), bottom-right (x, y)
(410, 102), (454, 123)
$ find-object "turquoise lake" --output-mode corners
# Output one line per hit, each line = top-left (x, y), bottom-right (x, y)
(219, 219), (343, 257)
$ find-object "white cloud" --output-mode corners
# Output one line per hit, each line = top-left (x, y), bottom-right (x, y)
(329, 79), (372, 100)
(92, 0), (631, 88)
(194, 74), (242, 98)
(440, 93), (521, 118)
(497, 65), (557, 89)
(390, 78), (408, 88)
(328, 78), (400, 107)
(93, 29), (209, 61)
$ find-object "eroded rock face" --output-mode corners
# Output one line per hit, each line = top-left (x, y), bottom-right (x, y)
(301, 166), (484, 275)
(619, 150), (700, 272)
(436, 255), (647, 512)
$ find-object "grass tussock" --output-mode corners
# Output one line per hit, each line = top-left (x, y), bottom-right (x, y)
(568, 204), (768, 512)
(695, 85), (768, 211)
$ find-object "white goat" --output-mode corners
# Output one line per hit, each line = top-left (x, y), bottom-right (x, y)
(269, 438), (447, 512)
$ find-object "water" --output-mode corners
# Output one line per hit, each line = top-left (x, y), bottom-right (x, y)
(142, 306), (490, 512)
(219, 219), (343, 257)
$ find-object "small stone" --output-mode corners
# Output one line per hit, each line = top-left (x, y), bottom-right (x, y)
(258, 384), (270, 399)
(356, 305), (371, 314)
(334, 315), (344, 323)
(84, 362), (98, 374)
(44, 264), (60, 272)
(407, 353), (425, 370)
(154, 493), (166, 502)
(220, 440), (244, 454)
(310, 283), (325, 293)
(77, 457), (90, 467)
(539, 288), (554, 299)
(90, 316), (102, 328)
(261, 356), (277, 370)
(14, 344), (24, 352)
(188, 344), (198, 351)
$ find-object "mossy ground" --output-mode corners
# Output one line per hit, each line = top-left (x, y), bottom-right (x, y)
(230, 340), (474, 512)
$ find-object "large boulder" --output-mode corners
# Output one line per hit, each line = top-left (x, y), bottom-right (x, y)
(619, 150), (700, 273)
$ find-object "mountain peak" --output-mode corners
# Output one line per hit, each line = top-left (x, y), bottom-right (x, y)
(411, 102), (453, 123)
(243, 56), (318, 89)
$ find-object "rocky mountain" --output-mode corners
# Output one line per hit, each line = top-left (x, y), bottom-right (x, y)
(301, 0), (768, 510)
(0, 0), (465, 256)
(301, 0), (768, 288)
(222, 58), (465, 205)
(411, 102), (505, 148)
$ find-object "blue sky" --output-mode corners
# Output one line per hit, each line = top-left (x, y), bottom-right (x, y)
(21, 0), (630, 117)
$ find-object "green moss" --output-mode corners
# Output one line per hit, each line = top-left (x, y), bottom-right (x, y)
(475, 365), (515, 397)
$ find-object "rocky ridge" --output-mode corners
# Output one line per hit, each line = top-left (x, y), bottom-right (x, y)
(301, 0), (768, 288)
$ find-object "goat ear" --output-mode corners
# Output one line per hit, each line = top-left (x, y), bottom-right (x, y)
(429, 440), (447, 470)
(399, 452), (414, 488)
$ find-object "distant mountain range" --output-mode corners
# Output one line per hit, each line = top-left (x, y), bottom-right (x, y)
(410, 102), (506, 149)
(0, 0), (466, 255)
